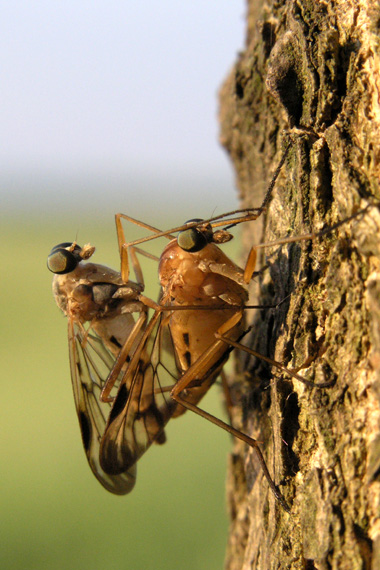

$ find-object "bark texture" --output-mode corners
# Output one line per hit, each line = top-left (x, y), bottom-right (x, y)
(219, 1), (380, 569)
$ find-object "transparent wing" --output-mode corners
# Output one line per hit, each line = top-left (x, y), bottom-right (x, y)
(100, 309), (179, 475)
(68, 318), (137, 494)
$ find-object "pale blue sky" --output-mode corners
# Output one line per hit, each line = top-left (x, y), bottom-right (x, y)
(1, 1), (247, 218)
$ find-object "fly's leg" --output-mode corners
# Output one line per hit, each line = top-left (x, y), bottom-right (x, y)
(113, 140), (293, 255)
(115, 214), (168, 283)
(126, 245), (146, 289)
(168, 302), (332, 510)
(239, 201), (375, 288)
(250, 202), (374, 257)
(172, 393), (290, 512)
(215, 334), (333, 388)
(115, 212), (176, 241)
(221, 138), (293, 232)
(100, 311), (148, 402)
(227, 203), (378, 383)
(115, 213), (180, 282)
(220, 370), (234, 424)
(215, 225), (330, 387)
(169, 312), (290, 511)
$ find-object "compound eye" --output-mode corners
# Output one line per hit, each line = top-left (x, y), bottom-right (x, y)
(177, 219), (213, 252)
(47, 243), (82, 274)
(177, 227), (208, 252)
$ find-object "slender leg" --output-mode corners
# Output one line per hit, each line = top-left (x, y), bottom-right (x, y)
(170, 391), (290, 512)
(100, 312), (148, 402)
(111, 143), (293, 253)
(115, 213), (171, 283)
(166, 311), (289, 511)
(216, 333), (334, 388)
(220, 370), (234, 424)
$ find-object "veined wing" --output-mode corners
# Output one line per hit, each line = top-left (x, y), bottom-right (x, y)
(100, 309), (179, 476)
(68, 318), (137, 494)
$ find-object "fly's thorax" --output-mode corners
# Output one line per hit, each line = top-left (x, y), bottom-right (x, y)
(73, 262), (124, 285)
(52, 262), (142, 323)
(159, 240), (248, 305)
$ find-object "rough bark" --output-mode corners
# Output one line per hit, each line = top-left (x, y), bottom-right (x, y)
(219, 1), (380, 569)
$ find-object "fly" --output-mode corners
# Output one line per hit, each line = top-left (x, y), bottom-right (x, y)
(99, 195), (375, 509)
(47, 241), (150, 494)
(99, 217), (295, 509)
(98, 143), (296, 508)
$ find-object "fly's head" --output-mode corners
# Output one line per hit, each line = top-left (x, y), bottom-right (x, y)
(47, 242), (96, 275)
(48, 241), (129, 323)
(177, 219), (233, 252)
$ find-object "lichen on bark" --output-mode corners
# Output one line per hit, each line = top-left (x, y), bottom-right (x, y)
(219, 1), (380, 568)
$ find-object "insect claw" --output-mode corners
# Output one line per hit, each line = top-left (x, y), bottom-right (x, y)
(275, 294), (292, 308)
(274, 489), (291, 514)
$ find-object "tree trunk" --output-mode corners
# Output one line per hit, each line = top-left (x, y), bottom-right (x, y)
(219, 1), (380, 568)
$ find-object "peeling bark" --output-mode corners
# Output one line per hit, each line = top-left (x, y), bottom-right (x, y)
(219, 1), (380, 569)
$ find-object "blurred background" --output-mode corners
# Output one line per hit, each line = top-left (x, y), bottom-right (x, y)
(1, 2), (247, 569)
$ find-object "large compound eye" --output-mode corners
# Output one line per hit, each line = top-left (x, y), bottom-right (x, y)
(47, 243), (82, 274)
(177, 219), (213, 252)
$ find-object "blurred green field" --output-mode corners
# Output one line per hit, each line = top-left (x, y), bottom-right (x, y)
(0, 212), (238, 570)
